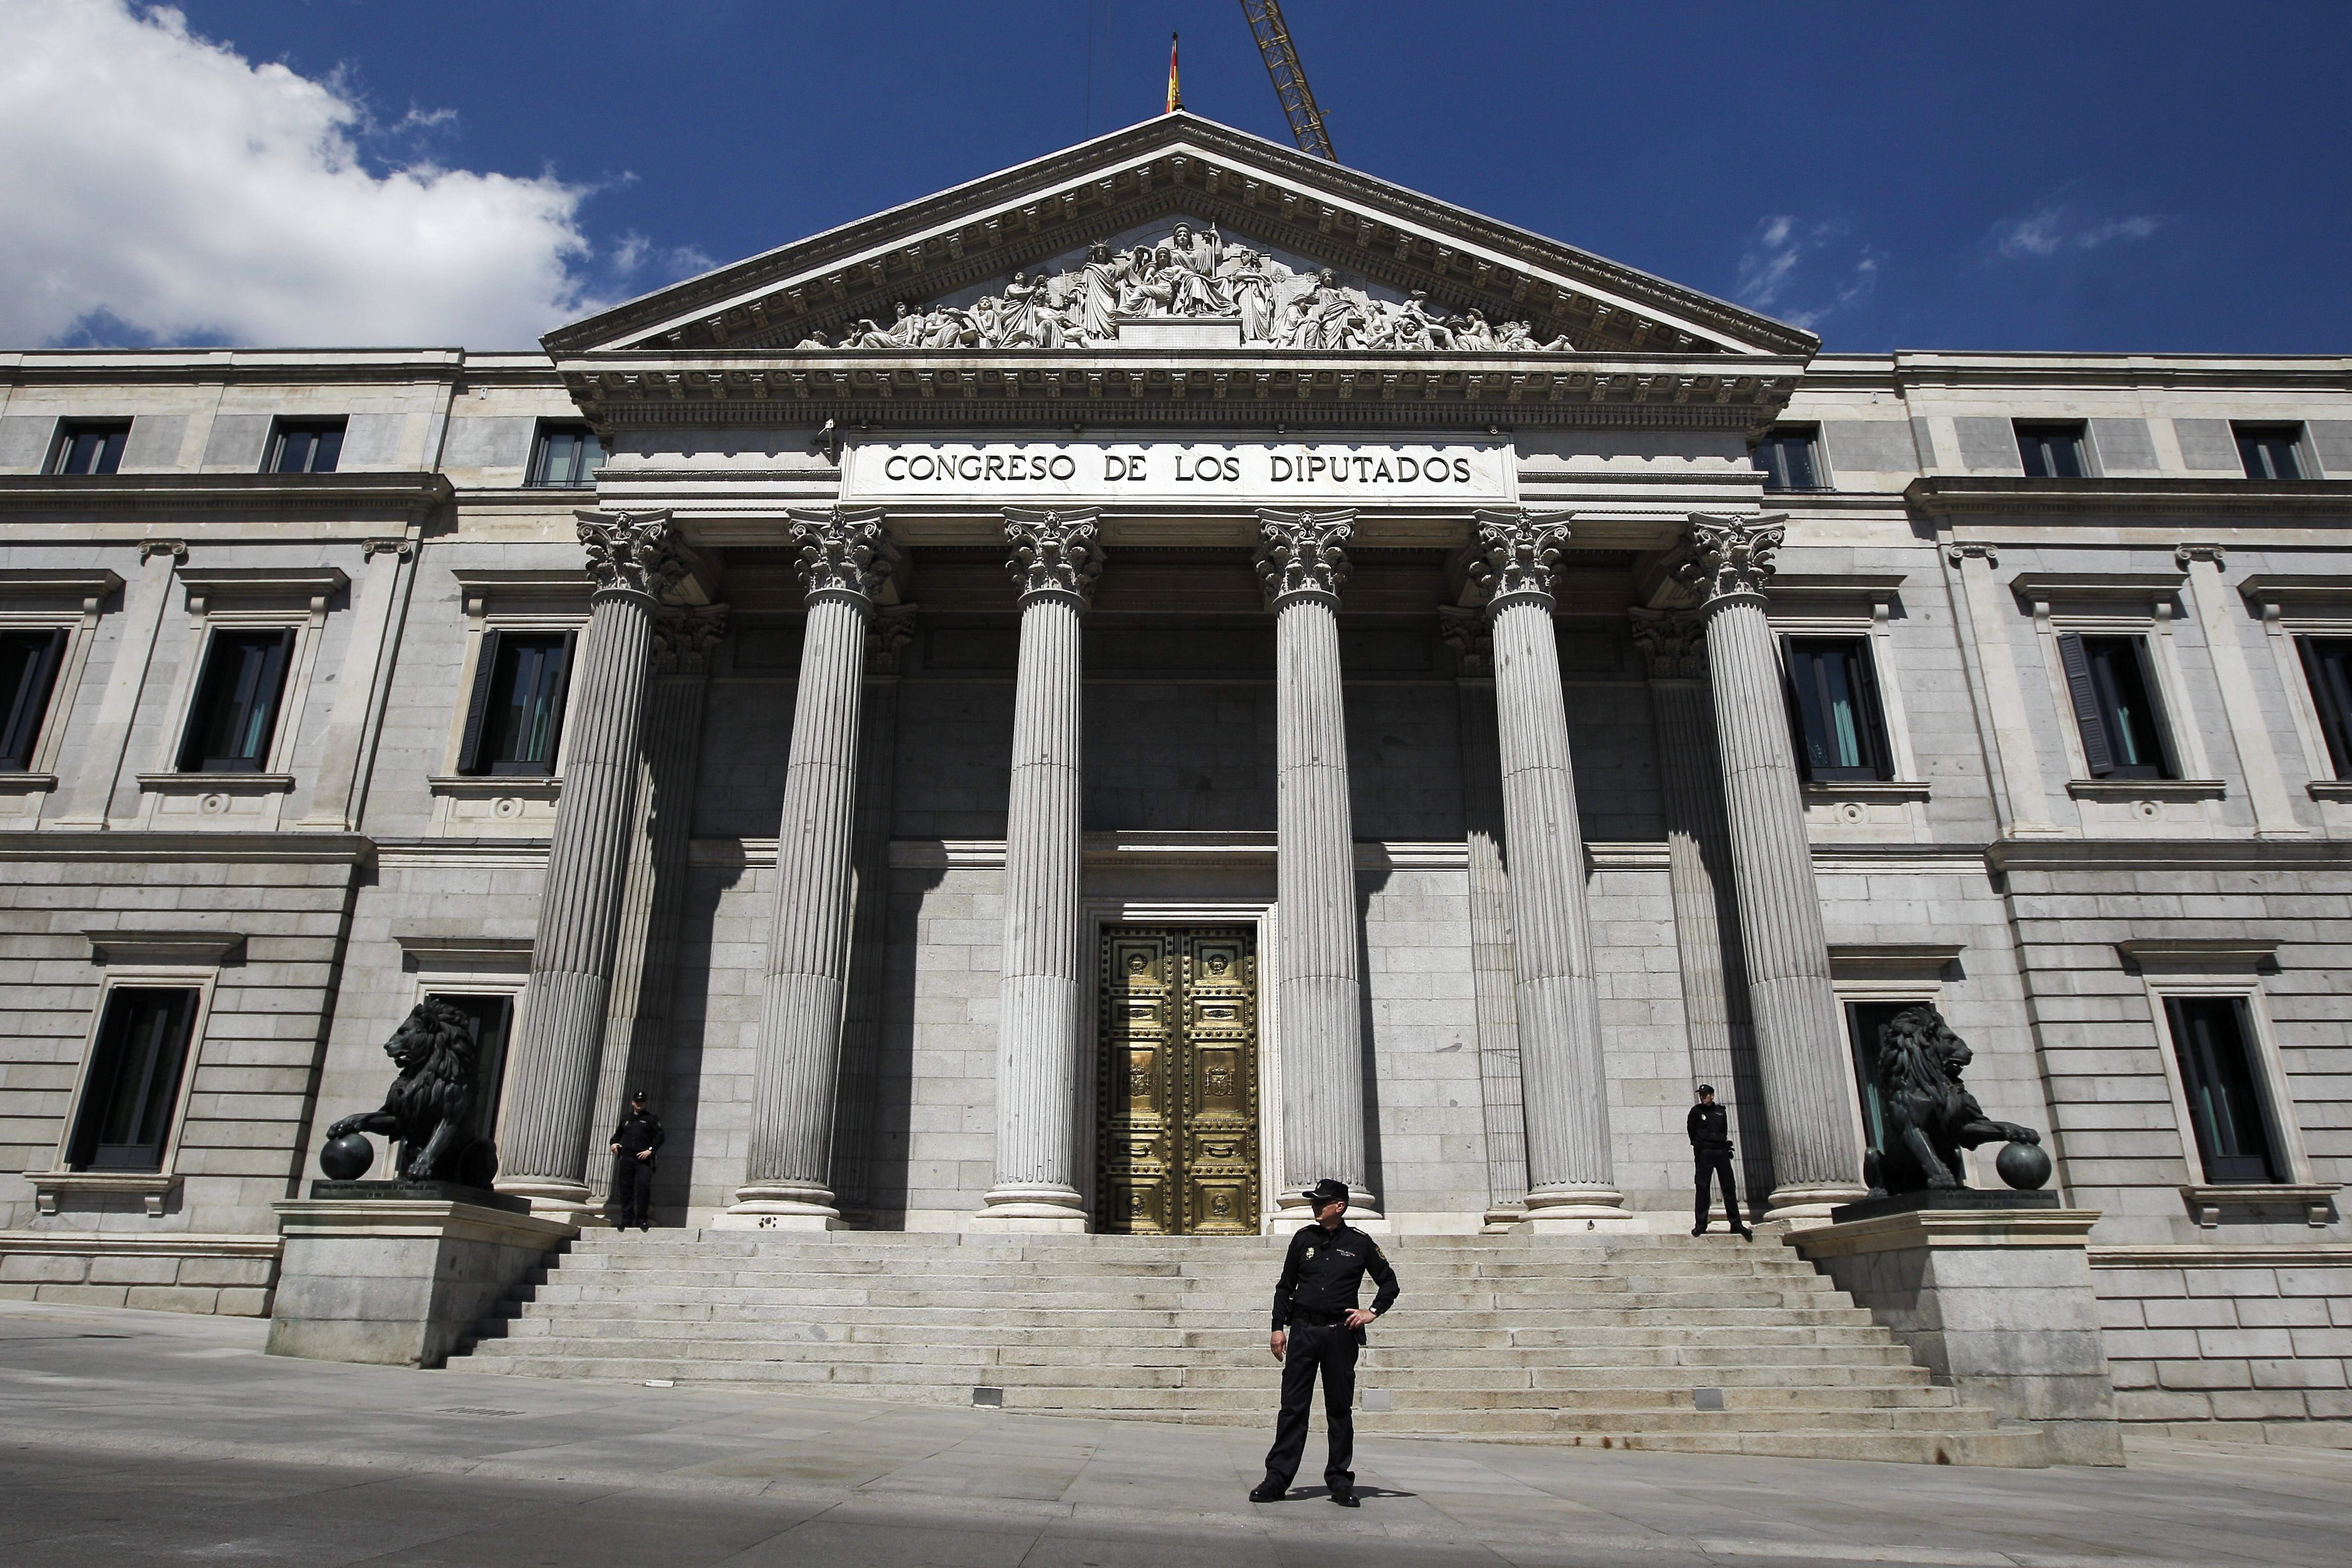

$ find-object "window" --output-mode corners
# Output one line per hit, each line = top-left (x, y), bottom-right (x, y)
(1753, 428), (1822, 492)
(1844, 1000), (1914, 1158)
(2163, 997), (2280, 1184)
(458, 630), (574, 775)
(529, 424), (606, 487)
(2235, 424), (2305, 481)
(51, 420), (130, 476)
(66, 988), (198, 1171)
(2298, 636), (2352, 780)
(2015, 423), (2088, 478)
(425, 993), (515, 1145)
(268, 419), (345, 474)
(0, 629), (65, 771)
(1783, 636), (1892, 781)
(177, 628), (293, 772)
(2058, 632), (2173, 780)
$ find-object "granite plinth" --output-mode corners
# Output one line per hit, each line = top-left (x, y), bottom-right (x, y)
(1832, 1188), (2059, 1224)
(309, 1179), (528, 1214)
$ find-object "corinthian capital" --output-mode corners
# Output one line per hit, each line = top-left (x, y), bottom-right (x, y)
(1669, 512), (1786, 606)
(1627, 606), (1707, 680)
(1004, 508), (1104, 606)
(788, 507), (899, 607)
(1255, 509), (1355, 607)
(577, 509), (687, 603)
(1467, 508), (1574, 613)
(652, 603), (730, 677)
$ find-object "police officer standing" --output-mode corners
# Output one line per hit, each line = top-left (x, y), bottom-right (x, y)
(608, 1090), (665, 1232)
(1688, 1084), (1753, 1239)
(1250, 1178), (1399, 1507)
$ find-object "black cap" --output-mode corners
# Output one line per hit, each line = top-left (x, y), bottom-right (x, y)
(1695, 1084), (1715, 1096)
(1302, 1178), (1349, 1206)
(629, 1089), (649, 1102)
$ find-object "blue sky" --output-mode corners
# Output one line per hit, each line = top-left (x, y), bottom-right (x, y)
(6, 1), (2348, 352)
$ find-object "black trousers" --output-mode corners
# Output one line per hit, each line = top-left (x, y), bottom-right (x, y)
(613, 1157), (654, 1227)
(1263, 1319), (1359, 1491)
(1694, 1149), (1740, 1229)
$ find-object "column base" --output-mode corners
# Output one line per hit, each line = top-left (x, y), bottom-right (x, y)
(970, 1185), (1090, 1233)
(493, 1176), (609, 1223)
(716, 1181), (843, 1231)
(1481, 1203), (1528, 1233)
(1764, 1181), (1873, 1229)
(1272, 1187), (1384, 1230)
(1521, 1184), (1641, 1235)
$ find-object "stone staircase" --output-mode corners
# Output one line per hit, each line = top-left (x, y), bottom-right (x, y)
(447, 1229), (2049, 1466)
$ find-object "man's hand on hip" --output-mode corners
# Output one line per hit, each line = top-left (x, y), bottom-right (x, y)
(1343, 1309), (1375, 1329)
(1268, 1330), (1286, 1360)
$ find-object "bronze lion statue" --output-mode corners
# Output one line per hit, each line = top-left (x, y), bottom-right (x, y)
(1865, 1003), (2040, 1195)
(325, 998), (499, 1188)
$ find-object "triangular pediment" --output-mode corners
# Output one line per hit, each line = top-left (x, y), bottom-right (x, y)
(544, 114), (1815, 360)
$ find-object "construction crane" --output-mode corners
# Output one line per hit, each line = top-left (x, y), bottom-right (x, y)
(1239, 0), (1336, 161)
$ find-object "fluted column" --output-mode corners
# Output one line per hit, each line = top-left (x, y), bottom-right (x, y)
(976, 509), (1104, 1232)
(729, 508), (898, 1228)
(1670, 514), (1867, 1221)
(1470, 510), (1628, 1228)
(1438, 608), (1529, 1227)
(1631, 608), (1773, 1219)
(498, 511), (685, 1214)
(590, 603), (727, 1217)
(1257, 510), (1376, 1218)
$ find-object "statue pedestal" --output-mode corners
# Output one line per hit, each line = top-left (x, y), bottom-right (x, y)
(1788, 1204), (2123, 1466)
(265, 1194), (577, 1369)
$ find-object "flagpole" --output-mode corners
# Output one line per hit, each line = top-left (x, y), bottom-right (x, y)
(1167, 32), (1182, 114)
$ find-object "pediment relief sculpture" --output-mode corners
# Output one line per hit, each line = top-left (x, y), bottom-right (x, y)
(795, 221), (1577, 354)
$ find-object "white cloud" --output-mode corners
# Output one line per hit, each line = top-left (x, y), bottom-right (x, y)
(1991, 206), (2167, 260)
(1735, 215), (1880, 332)
(0, 0), (683, 348)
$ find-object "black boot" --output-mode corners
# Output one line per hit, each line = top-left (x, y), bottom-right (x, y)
(1249, 1480), (1286, 1503)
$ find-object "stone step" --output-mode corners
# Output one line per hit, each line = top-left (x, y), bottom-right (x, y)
(472, 1318), (1914, 1362)
(518, 1281), (1847, 1310)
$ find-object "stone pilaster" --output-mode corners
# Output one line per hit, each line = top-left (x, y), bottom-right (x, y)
(590, 603), (727, 1218)
(1631, 608), (1772, 1218)
(729, 508), (898, 1228)
(498, 511), (685, 1215)
(1469, 510), (1627, 1228)
(1439, 607), (1529, 1227)
(1257, 509), (1376, 1217)
(976, 509), (1104, 1232)
(1670, 514), (1867, 1220)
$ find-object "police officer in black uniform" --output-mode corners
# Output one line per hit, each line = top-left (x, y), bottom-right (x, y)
(1250, 1178), (1399, 1507)
(1688, 1084), (1753, 1239)
(608, 1090), (665, 1231)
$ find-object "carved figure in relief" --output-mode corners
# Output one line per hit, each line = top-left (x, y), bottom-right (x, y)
(807, 223), (1574, 351)
(1220, 247), (1277, 342)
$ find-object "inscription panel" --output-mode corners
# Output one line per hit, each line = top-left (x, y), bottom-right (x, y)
(844, 438), (1515, 508)
(1098, 925), (1261, 1235)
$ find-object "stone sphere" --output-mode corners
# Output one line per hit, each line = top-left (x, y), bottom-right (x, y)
(319, 1131), (375, 1181)
(1995, 1140), (2052, 1192)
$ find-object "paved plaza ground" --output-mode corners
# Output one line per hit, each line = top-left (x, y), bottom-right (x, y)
(0, 1299), (2342, 1568)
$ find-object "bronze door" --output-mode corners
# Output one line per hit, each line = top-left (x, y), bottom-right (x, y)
(1097, 925), (1261, 1235)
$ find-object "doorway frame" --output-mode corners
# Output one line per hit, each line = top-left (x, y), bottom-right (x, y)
(1082, 898), (1284, 1234)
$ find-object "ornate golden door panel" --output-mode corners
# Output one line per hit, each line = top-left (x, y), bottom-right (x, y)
(1097, 926), (1261, 1235)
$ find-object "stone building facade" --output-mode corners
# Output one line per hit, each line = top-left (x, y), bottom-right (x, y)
(1, 117), (2345, 1437)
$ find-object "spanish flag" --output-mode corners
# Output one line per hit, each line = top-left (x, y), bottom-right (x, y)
(1166, 32), (1182, 113)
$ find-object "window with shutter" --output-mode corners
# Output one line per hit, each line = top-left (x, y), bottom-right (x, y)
(2163, 997), (2281, 1184)
(460, 629), (574, 776)
(2059, 632), (2173, 780)
(0, 628), (66, 770)
(2298, 636), (2352, 780)
(177, 628), (295, 772)
(1783, 635), (1894, 782)
(67, 988), (199, 1172)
